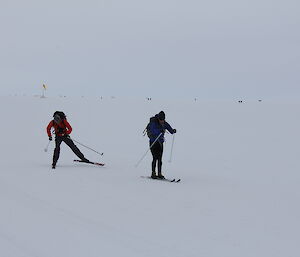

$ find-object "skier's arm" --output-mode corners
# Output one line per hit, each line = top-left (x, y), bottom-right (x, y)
(64, 120), (73, 135)
(165, 122), (176, 134)
(46, 121), (53, 137)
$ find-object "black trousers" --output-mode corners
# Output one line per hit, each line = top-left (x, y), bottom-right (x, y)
(150, 141), (163, 173)
(53, 136), (86, 165)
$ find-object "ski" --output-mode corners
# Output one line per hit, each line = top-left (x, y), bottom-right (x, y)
(141, 176), (180, 183)
(74, 159), (105, 166)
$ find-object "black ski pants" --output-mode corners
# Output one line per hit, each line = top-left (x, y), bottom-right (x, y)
(150, 141), (163, 174)
(53, 136), (86, 165)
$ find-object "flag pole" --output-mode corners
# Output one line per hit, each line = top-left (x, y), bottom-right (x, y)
(41, 84), (46, 98)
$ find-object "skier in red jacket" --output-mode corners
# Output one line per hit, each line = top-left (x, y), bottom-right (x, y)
(46, 111), (89, 169)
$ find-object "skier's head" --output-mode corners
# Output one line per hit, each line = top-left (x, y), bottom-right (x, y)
(53, 114), (62, 124)
(157, 111), (165, 124)
(53, 111), (66, 124)
(158, 111), (165, 120)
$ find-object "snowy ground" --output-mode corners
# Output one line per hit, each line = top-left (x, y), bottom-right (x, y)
(1, 96), (300, 257)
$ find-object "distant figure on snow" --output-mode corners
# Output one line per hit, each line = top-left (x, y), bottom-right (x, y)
(46, 111), (89, 169)
(146, 111), (176, 179)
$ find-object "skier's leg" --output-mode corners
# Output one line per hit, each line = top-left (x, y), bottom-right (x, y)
(53, 137), (63, 168)
(63, 137), (89, 162)
(157, 143), (164, 178)
(151, 158), (157, 175)
(150, 141), (159, 178)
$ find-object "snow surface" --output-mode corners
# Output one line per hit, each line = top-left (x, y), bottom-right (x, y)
(1, 96), (300, 257)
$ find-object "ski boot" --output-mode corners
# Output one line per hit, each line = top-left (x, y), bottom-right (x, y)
(157, 172), (165, 179)
(52, 163), (56, 169)
(151, 171), (157, 179)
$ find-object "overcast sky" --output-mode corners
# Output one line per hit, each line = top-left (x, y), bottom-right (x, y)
(0, 0), (299, 99)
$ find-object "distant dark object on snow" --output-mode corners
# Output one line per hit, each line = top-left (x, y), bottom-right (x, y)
(259, 100), (262, 102)
(146, 97), (152, 101)
(238, 100), (243, 103)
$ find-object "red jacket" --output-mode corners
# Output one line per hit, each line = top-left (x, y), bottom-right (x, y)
(47, 119), (72, 137)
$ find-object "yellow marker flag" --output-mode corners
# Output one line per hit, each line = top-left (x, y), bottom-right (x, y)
(43, 84), (47, 90)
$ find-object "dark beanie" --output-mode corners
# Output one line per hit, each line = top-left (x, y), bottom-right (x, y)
(158, 111), (165, 120)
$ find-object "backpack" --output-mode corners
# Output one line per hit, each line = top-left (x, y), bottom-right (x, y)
(143, 116), (157, 138)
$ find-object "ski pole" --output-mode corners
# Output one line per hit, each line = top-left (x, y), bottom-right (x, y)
(168, 134), (175, 163)
(44, 140), (51, 152)
(71, 138), (104, 156)
(135, 132), (162, 168)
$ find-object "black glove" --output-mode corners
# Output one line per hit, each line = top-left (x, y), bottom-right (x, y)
(49, 136), (52, 141)
(173, 129), (177, 134)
